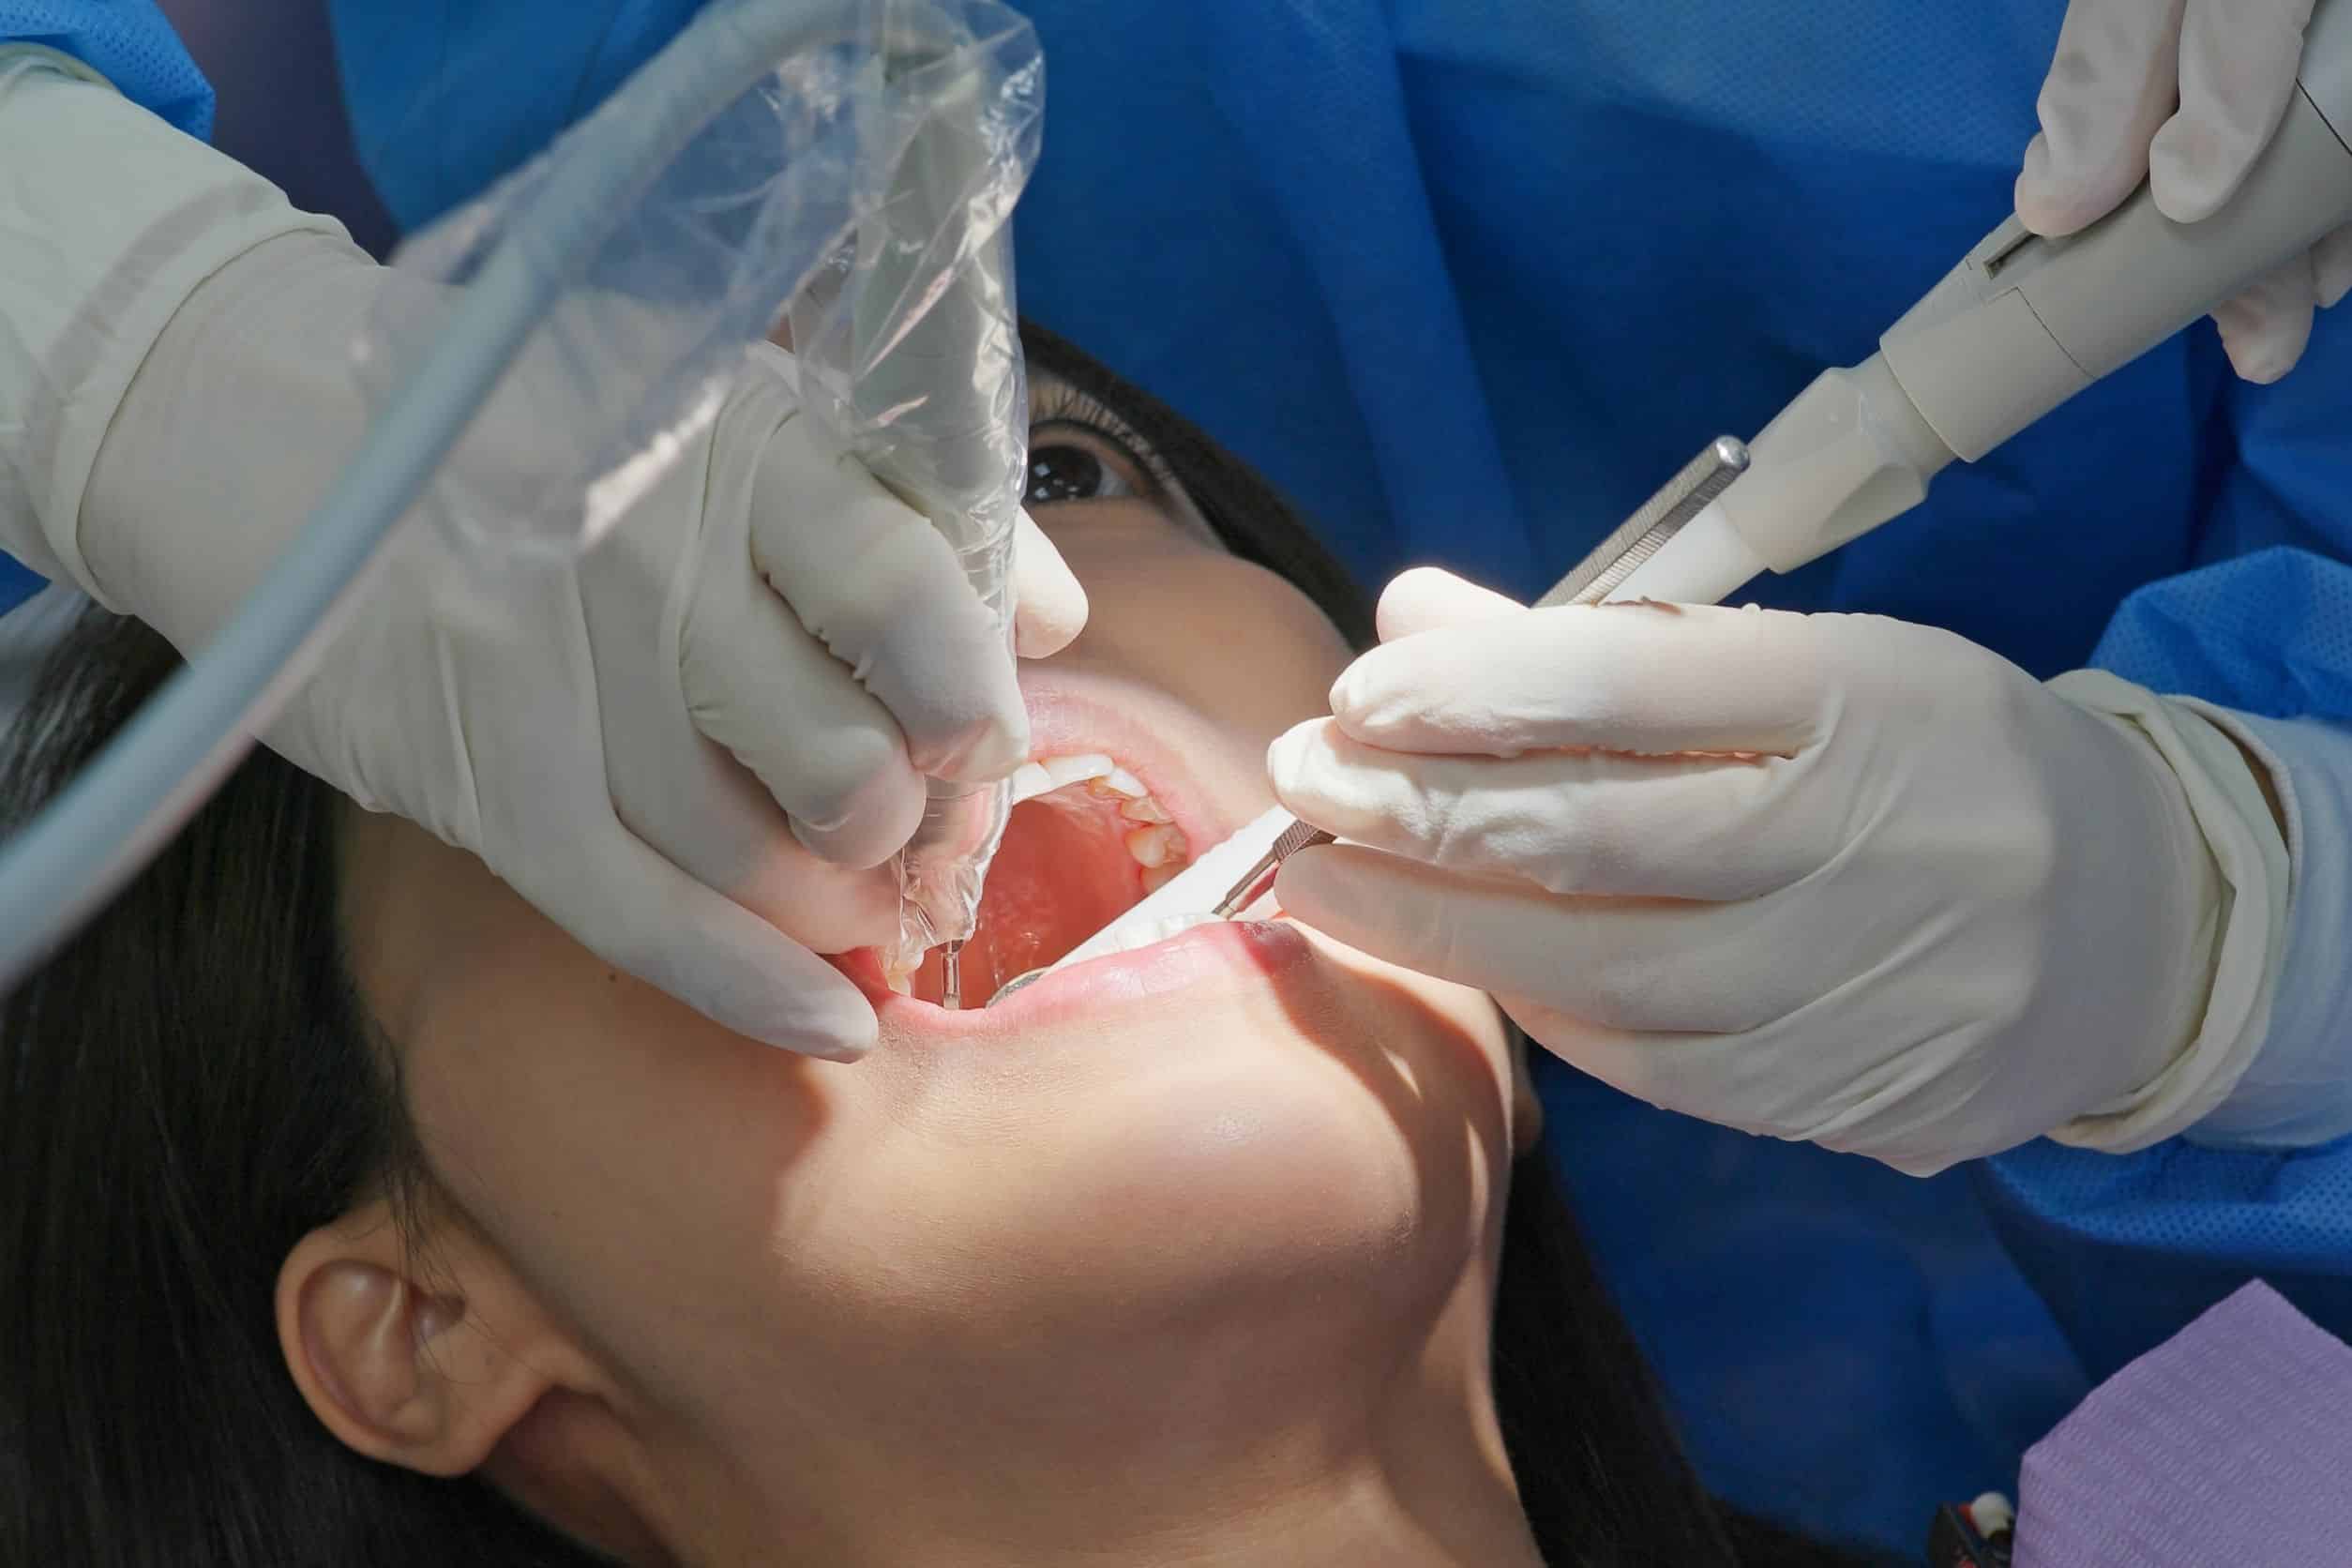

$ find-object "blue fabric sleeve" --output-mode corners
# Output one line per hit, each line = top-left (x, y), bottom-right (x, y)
(324, 0), (700, 234)
(0, 2), (208, 136)
(2189, 711), (2352, 1150)
(0, 557), (39, 618)
(1980, 548), (2352, 1384)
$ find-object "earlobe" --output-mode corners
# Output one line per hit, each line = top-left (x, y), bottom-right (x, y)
(277, 1200), (567, 1478)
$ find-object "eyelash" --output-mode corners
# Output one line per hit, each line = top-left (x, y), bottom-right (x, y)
(1030, 381), (1181, 498)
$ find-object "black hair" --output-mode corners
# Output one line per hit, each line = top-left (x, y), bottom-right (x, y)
(0, 333), (1878, 1567)
(0, 610), (609, 1568)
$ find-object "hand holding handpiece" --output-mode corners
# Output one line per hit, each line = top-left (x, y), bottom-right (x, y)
(2017, 0), (2351, 380)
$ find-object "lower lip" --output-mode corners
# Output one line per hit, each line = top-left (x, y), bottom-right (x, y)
(855, 918), (1315, 1040)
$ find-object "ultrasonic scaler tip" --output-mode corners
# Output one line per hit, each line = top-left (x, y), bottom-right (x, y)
(941, 939), (964, 1010)
(1211, 821), (1334, 919)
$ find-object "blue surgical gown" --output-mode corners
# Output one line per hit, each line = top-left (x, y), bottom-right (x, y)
(12, 0), (2352, 1553)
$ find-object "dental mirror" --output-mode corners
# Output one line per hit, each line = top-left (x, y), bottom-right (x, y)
(988, 969), (1048, 1006)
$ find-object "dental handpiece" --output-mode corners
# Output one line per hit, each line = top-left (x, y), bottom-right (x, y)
(1202, 436), (1751, 917)
(1576, 0), (2352, 609)
(799, 41), (1032, 1001)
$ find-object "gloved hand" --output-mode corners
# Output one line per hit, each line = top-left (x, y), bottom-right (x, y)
(2015, 0), (2352, 382)
(1267, 570), (2286, 1175)
(4, 61), (1084, 1060)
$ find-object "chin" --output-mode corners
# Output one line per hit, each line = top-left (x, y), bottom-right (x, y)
(821, 672), (1515, 1347)
(876, 927), (1513, 1352)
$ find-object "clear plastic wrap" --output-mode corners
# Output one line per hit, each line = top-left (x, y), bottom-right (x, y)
(354, 0), (1042, 971)
(790, 8), (1039, 969)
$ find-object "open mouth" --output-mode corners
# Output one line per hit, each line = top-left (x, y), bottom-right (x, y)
(902, 753), (1196, 1007)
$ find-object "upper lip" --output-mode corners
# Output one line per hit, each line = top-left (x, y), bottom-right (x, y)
(1015, 669), (1236, 856)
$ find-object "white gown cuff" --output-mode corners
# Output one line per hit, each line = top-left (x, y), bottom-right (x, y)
(2043, 672), (2293, 1153)
(2171, 707), (2352, 1149)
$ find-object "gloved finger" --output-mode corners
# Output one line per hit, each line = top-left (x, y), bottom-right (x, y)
(2015, 0), (2188, 237)
(2312, 222), (2352, 307)
(1267, 719), (1828, 900)
(681, 524), (929, 869)
(2210, 251), (2317, 382)
(578, 468), (925, 885)
(1374, 565), (1526, 643)
(2150, 0), (2314, 222)
(1325, 601), (1823, 760)
(752, 415), (1030, 784)
(1489, 993), (1862, 1158)
(1274, 844), (1789, 1035)
(514, 822), (881, 1061)
(600, 661), (903, 946)
(1012, 506), (1088, 657)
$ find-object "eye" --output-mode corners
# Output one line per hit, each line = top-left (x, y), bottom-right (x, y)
(1025, 423), (1145, 506)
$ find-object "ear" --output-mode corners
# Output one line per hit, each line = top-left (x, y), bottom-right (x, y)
(276, 1198), (594, 1478)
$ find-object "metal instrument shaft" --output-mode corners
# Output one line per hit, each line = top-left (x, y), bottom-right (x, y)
(1205, 433), (1749, 914)
(1210, 820), (1334, 919)
(941, 938), (965, 1009)
(1541, 436), (1749, 608)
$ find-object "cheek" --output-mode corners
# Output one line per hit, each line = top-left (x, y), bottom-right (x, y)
(400, 942), (849, 1395)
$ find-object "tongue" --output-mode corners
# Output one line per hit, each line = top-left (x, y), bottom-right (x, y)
(909, 792), (1144, 1004)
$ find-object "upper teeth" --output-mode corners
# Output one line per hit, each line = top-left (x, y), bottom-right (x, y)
(1015, 753), (1146, 803)
(1010, 753), (1191, 883)
(1117, 793), (1171, 823)
(1123, 824), (1183, 867)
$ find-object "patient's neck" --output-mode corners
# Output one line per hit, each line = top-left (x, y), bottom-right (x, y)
(644, 1259), (1544, 1567)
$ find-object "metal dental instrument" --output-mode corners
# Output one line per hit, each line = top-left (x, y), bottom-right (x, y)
(982, 804), (1301, 1006)
(941, 938), (965, 1010)
(1200, 434), (1750, 918)
(1540, 437), (1750, 608)
(797, 35), (1033, 991)
(1561, 0), (2352, 608)
(991, 966), (1047, 1003)
(1211, 818), (1338, 920)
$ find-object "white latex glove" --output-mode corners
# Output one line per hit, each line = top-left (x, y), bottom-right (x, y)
(1267, 570), (2288, 1175)
(2015, 0), (2352, 382)
(1, 60), (1086, 1059)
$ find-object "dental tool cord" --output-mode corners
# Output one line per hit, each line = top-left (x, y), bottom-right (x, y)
(0, 0), (859, 992)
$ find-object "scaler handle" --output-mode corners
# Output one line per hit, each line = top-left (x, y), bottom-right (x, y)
(1880, 0), (2352, 467)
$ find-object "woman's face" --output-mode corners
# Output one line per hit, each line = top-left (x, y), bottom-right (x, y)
(328, 371), (1526, 1555)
